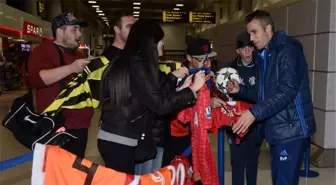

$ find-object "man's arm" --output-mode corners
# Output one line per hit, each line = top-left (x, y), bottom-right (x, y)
(28, 53), (89, 88)
(250, 47), (304, 121)
(39, 58), (89, 86)
(232, 84), (257, 103)
(229, 58), (258, 103)
(39, 65), (75, 86)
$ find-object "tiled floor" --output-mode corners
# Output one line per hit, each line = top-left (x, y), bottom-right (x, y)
(0, 90), (335, 185)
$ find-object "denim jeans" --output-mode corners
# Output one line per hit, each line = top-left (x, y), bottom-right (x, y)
(135, 147), (164, 175)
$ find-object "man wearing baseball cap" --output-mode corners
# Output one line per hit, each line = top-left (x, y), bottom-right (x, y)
(28, 13), (93, 158)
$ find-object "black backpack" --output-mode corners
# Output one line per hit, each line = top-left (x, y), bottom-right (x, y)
(2, 45), (77, 150)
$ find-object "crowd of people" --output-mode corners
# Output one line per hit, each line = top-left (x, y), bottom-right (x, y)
(25, 9), (316, 185)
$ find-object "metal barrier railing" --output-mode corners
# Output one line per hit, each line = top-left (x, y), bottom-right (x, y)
(0, 152), (33, 171)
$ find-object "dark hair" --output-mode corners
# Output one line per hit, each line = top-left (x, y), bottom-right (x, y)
(104, 21), (164, 113)
(111, 11), (133, 29)
(245, 10), (275, 32)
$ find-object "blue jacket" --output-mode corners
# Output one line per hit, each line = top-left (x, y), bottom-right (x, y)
(237, 31), (316, 145)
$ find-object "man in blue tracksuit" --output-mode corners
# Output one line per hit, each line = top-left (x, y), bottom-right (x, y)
(228, 32), (264, 185)
(228, 10), (316, 185)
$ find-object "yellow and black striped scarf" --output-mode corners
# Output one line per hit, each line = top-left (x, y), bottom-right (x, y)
(42, 59), (182, 116)
(158, 62), (182, 74)
(43, 57), (110, 116)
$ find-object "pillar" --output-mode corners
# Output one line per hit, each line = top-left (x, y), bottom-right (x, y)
(24, 0), (38, 17)
(60, 0), (75, 14)
(286, 0), (336, 167)
(310, 0), (336, 167)
(46, 0), (62, 21)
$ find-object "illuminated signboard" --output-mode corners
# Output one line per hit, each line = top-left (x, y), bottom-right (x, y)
(189, 11), (216, 24)
(162, 11), (216, 24)
(23, 21), (43, 37)
(79, 44), (90, 49)
(162, 11), (189, 23)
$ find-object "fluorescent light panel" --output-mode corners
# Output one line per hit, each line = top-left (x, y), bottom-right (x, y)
(88, 1), (96, 4)
(133, 2), (141, 5)
(133, 14), (139, 17)
(133, 7), (140, 9)
(176, 4), (184, 7)
(98, 13), (105, 16)
(96, 10), (102, 12)
(92, 5), (99, 8)
(133, 11), (140, 14)
(174, 8), (180, 11)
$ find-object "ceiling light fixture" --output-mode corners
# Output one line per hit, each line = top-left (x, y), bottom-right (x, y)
(133, 2), (141, 5)
(176, 4), (184, 7)
(98, 13), (105, 16)
(96, 10), (103, 13)
(133, 7), (140, 9)
(103, 19), (108, 21)
(102, 17), (107, 19)
(174, 8), (180, 11)
(133, 14), (139, 17)
(92, 5), (99, 8)
(88, 1), (96, 4)
(133, 11), (140, 14)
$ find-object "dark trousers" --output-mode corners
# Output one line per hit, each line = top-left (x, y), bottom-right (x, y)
(228, 128), (262, 185)
(61, 128), (88, 158)
(162, 134), (191, 166)
(97, 139), (136, 174)
(270, 138), (308, 185)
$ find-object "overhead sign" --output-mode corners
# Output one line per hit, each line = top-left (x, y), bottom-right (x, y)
(38, 0), (45, 13)
(103, 34), (114, 38)
(189, 11), (216, 24)
(162, 11), (189, 23)
(23, 21), (42, 37)
(162, 11), (216, 24)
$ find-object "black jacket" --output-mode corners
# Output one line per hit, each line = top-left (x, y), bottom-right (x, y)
(230, 57), (258, 104)
(100, 55), (197, 140)
(237, 31), (316, 145)
(230, 57), (264, 142)
(151, 71), (180, 147)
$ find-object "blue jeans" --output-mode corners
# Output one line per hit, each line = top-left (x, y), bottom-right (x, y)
(135, 147), (164, 175)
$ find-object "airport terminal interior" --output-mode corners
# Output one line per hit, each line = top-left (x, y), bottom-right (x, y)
(0, 0), (335, 185)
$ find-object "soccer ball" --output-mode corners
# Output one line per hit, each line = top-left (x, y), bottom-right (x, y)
(215, 67), (240, 94)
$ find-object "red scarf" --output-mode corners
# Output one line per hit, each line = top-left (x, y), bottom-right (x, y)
(177, 85), (219, 185)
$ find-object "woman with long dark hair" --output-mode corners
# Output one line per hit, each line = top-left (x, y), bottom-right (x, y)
(97, 21), (205, 174)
